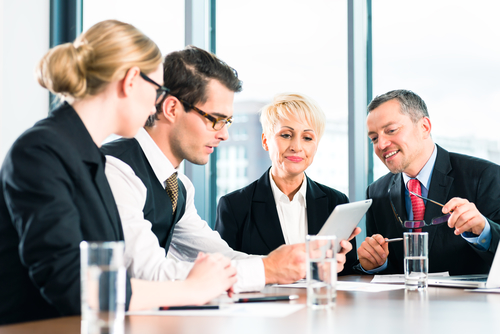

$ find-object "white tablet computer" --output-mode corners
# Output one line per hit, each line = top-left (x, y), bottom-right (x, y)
(317, 199), (372, 251)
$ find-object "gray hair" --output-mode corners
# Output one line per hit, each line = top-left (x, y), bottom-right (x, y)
(368, 89), (429, 123)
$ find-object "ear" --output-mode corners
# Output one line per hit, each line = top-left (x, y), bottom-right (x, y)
(121, 66), (141, 97)
(421, 117), (432, 139)
(262, 133), (269, 151)
(161, 96), (180, 123)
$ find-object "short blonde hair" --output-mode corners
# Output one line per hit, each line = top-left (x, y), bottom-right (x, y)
(36, 20), (162, 101)
(260, 93), (326, 140)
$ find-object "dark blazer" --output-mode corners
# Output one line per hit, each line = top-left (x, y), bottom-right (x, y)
(0, 103), (131, 325)
(366, 145), (500, 275)
(215, 169), (357, 275)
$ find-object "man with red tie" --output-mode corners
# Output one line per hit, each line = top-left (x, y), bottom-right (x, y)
(357, 89), (500, 274)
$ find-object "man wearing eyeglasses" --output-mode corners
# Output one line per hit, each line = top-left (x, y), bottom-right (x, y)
(357, 89), (500, 275)
(101, 46), (308, 292)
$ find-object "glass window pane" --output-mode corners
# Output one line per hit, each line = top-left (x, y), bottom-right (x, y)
(83, 0), (185, 55)
(372, 0), (500, 180)
(216, 0), (348, 199)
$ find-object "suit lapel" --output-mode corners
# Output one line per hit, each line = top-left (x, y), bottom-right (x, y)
(393, 174), (408, 223)
(251, 170), (286, 251)
(425, 145), (453, 252)
(305, 177), (329, 235)
(59, 103), (122, 239)
(87, 158), (121, 239)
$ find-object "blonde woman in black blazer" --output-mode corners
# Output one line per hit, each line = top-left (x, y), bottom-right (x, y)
(0, 20), (235, 325)
(216, 93), (360, 275)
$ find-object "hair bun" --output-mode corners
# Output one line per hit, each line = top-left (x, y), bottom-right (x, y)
(36, 41), (92, 99)
(36, 20), (162, 101)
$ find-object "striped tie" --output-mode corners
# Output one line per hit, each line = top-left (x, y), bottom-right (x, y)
(166, 172), (179, 214)
(408, 178), (425, 231)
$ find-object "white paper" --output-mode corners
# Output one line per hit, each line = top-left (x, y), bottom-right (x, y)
(127, 303), (304, 317)
(274, 280), (405, 292)
(371, 272), (450, 284)
(465, 288), (500, 293)
(337, 281), (405, 292)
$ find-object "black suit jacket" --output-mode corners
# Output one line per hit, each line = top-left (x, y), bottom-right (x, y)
(0, 103), (131, 325)
(215, 169), (357, 274)
(366, 145), (500, 275)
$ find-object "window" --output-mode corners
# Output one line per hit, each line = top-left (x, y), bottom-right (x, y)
(372, 0), (500, 180)
(83, 0), (185, 56)
(216, 0), (349, 199)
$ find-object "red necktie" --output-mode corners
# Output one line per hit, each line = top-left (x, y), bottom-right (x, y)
(407, 179), (425, 232)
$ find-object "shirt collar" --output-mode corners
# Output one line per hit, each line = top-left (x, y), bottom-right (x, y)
(402, 144), (437, 191)
(135, 128), (177, 188)
(269, 171), (308, 206)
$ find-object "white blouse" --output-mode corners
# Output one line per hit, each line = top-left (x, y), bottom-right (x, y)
(269, 172), (308, 245)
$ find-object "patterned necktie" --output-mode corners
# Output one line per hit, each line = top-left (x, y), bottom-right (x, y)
(166, 172), (179, 214)
(407, 179), (425, 231)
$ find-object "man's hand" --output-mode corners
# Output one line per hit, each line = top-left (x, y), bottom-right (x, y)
(357, 234), (389, 271)
(337, 227), (362, 272)
(262, 244), (306, 285)
(443, 197), (486, 236)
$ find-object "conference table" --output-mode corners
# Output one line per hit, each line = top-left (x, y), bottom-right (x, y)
(1, 275), (499, 334)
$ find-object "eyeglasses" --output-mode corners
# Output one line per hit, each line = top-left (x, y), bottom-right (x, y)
(176, 97), (233, 131)
(139, 72), (170, 106)
(388, 179), (450, 229)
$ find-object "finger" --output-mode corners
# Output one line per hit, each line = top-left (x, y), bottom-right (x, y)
(348, 227), (362, 241)
(336, 253), (346, 264)
(358, 245), (379, 268)
(225, 264), (237, 278)
(360, 239), (385, 266)
(454, 215), (484, 235)
(208, 253), (225, 262)
(339, 239), (352, 254)
(442, 197), (468, 214)
(218, 255), (233, 268)
(366, 237), (388, 264)
(448, 203), (475, 228)
(336, 253), (346, 272)
(194, 252), (207, 263)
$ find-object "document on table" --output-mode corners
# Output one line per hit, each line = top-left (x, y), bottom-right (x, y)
(465, 288), (500, 293)
(371, 272), (449, 284)
(127, 303), (304, 317)
(274, 280), (405, 292)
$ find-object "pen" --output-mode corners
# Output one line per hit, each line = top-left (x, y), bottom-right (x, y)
(235, 295), (299, 303)
(384, 238), (403, 243)
(160, 305), (219, 310)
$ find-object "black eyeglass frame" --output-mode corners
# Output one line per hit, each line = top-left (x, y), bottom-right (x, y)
(176, 97), (233, 131)
(388, 179), (450, 229)
(139, 72), (170, 106)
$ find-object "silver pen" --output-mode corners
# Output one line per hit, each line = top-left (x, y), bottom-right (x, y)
(384, 238), (403, 243)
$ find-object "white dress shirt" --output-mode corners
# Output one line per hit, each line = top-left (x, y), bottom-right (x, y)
(104, 128), (265, 293)
(269, 172), (308, 244)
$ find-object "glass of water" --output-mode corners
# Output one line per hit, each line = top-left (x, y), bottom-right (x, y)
(80, 241), (126, 334)
(306, 235), (337, 309)
(404, 232), (429, 290)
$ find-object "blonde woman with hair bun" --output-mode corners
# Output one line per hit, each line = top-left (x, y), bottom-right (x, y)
(216, 92), (360, 275)
(0, 20), (235, 326)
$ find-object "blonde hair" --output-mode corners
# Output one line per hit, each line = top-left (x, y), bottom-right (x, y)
(260, 93), (326, 140)
(36, 20), (162, 101)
